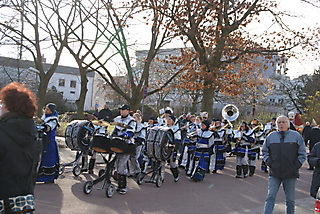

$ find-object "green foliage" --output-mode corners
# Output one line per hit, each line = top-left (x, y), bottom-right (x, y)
(56, 121), (68, 137)
(303, 68), (320, 97)
(140, 105), (158, 122)
(45, 86), (68, 113)
(302, 91), (320, 124)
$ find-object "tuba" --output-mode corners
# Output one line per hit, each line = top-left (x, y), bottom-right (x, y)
(222, 104), (239, 122)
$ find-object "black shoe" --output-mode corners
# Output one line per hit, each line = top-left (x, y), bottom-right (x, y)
(307, 168), (314, 170)
(212, 170), (217, 173)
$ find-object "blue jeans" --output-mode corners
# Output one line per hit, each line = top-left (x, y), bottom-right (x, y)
(264, 176), (296, 214)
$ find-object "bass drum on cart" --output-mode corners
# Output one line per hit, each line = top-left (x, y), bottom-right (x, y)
(65, 120), (95, 151)
(145, 126), (174, 161)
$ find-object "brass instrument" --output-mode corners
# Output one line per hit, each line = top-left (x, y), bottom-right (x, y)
(252, 124), (264, 132)
(209, 125), (221, 131)
(222, 104), (239, 122)
(223, 120), (233, 129)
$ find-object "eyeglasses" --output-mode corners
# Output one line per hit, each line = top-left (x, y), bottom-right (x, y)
(277, 121), (288, 124)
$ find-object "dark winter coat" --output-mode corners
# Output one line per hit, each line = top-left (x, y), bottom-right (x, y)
(98, 108), (113, 122)
(308, 142), (320, 198)
(0, 112), (41, 199)
(306, 127), (320, 152)
(262, 130), (306, 179)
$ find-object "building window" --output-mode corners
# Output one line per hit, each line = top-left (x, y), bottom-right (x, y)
(70, 80), (76, 88)
(59, 79), (65, 86)
(70, 91), (75, 94)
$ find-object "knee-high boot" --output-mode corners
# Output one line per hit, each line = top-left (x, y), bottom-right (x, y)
(249, 166), (255, 177)
(117, 174), (127, 194)
(170, 167), (180, 182)
(235, 165), (242, 178)
(81, 157), (88, 172)
(243, 165), (249, 178)
(88, 159), (95, 174)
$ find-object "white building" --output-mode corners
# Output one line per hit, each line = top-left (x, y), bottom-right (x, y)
(0, 56), (95, 111)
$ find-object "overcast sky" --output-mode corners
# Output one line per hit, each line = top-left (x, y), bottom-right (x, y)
(57, 0), (320, 79)
(2, 0), (319, 79)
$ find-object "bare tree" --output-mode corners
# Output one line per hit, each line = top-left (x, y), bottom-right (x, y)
(0, 0), (73, 116)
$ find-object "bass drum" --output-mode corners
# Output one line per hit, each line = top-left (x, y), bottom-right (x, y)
(145, 126), (174, 161)
(91, 135), (112, 153)
(65, 120), (95, 151)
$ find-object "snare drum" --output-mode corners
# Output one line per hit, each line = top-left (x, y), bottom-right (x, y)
(91, 135), (112, 153)
(65, 120), (95, 151)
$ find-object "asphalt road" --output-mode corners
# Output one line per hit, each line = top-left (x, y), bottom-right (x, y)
(34, 148), (315, 214)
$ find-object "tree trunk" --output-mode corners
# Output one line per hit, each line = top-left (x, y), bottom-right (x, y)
(129, 89), (143, 112)
(36, 76), (50, 117)
(201, 87), (214, 119)
(190, 101), (198, 114)
(252, 103), (256, 116)
(75, 70), (88, 119)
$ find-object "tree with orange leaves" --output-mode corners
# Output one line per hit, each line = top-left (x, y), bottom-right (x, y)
(140, 0), (319, 118)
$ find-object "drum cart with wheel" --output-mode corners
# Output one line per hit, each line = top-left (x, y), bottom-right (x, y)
(136, 160), (164, 187)
(83, 134), (136, 197)
(59, 150), (84, 176)
(62, 120), (96, 176)
(136, 126), (174, 187)
(83, 152), (117, 198)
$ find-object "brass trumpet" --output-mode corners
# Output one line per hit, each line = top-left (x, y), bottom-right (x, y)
(209, 125), (221, 131)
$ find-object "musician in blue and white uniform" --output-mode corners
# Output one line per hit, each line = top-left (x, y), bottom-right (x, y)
(37, 103), (60, 183)
(209, 118), (227, 173)
(157, 107), (176, 126)
(161, 115), (181, 182)
(234, 122), (255, 178)
(128, 113), (146, 177)
(264, 118), (277, 136)
(222, 119), (235, 156)
(249, 119), (265, 177)
(147, 115), (158, 128)
(190, 120), (215, 181)
(112, 104), (136, 195)
(179, 115), (198, 169)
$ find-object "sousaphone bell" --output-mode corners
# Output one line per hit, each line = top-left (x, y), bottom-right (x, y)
(222, 104), (239, 122)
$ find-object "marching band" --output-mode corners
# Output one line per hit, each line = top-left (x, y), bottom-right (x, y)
(59, 104), (306, 196)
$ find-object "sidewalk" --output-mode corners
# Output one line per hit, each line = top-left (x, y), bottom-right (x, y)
(56, 136), (315, 214)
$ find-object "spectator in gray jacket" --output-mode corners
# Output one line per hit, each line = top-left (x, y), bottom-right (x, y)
(262, 115), (306, 214)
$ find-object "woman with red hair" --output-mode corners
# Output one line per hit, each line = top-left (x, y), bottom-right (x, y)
(0, 82), (41, 213)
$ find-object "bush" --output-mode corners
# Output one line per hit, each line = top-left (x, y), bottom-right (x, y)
(56, 121), (68, 137)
